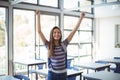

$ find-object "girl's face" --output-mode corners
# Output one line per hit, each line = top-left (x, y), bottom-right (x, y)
(53, 28), (61, 41)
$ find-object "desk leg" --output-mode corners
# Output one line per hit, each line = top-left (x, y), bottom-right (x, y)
(114, 63), (120, 73)
(87, 69), (89, 74)
(83, 77), (85, 80)
(80, 73), (82, 80)
(108, 66), (110, 72)
(28, 66), (29, 77)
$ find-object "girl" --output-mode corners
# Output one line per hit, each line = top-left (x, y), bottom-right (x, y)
(36, 10), (85, 80)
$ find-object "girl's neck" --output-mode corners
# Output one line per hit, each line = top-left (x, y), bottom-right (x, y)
(54, 41), (60, 46)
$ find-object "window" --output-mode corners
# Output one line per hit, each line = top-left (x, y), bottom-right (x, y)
(0, 7), (7, 75)
(22, 0), (37, 4)
(39, 0), (58, 7)
(80, 0), (92, 13)
(64, 0), (78, 9)
(13, 9), (35, 61)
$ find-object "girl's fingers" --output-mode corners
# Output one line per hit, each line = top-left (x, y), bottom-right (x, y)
(36, 10), (40, 14)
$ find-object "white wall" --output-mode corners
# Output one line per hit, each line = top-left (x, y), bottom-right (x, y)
(94, 6), (120, 60)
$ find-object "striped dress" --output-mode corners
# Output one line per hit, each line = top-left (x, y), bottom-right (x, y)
(45, 39), (68, 73)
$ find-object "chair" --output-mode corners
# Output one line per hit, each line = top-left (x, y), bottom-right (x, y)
(114, 57), (120, 59)
(95, 60), (116, 72)
(95, 60), (108, 64)
(14, 75), (30, 80)
(112, 57), (120, 73)
(95, 60), (108, 71)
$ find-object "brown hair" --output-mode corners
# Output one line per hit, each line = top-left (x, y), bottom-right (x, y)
(48, 26), (62, 57)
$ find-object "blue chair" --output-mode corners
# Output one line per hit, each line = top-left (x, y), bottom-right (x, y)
(95, 60), (108, 64)
(114, 57), (120, 59)
(113, 57), (120, 73)
(95, 60), (116, 72)
(14, 75), (30, 80)
(95, 60), (108, 71)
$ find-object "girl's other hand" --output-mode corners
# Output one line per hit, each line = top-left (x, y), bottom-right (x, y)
(36, 10), (40, 15)
(81, 12), (85, 17)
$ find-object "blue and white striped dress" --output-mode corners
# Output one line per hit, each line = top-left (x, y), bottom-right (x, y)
(45, 39), (68, 73)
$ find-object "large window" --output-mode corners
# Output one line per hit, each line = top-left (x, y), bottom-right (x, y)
(13, 9), (35, 61)
(0, 7), (7, 75)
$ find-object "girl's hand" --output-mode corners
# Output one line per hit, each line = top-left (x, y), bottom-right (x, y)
(36, 10), (40, 15)
(81, 12), (85, 17)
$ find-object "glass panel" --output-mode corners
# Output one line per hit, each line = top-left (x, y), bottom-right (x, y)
(107, 0), (117, 2)
(79, 56), (92, 63)
(94, 0), (105, 4)
(23, 0), (37, 4)
(39, 0), (58, 7)
(79, 44), (92, 56)
(79, 31), (92, 42)
(39, 46), (48, 61)
(80, 18), (92, 30)
(0, 8), (7, 75)
(36, 47), (47, 61)
(64, 16), (78, 29)
(14, 9), (35, 61)
(67, 45), (79, 56)
(64, 31), (78, 43)
(80, 0), (92, 13)
(64, 0), (78, 9)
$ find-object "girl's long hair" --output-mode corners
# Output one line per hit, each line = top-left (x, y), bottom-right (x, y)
(48, 26), (62, 57)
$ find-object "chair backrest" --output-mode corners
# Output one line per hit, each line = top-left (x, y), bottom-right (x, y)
(67, 59), (72, 69)
(14, 75), (30, 80)
(114, 57), (120, 59)
(36, 58), (44, 69)
(95, 60), (107, 64)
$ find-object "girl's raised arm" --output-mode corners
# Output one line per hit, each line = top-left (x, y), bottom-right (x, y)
(67, 12), (85, 43)
(36, 10), (46, 44)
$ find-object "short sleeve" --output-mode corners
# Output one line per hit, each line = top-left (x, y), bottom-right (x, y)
(63, 39), (69, 47)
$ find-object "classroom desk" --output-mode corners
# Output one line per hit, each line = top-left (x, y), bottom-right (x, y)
(99, 58), (120, 73)
(35, 69), (83, 80)
(14, 59), (47, 77)
(82, 71), (120, 80)
(0, 75), (19, 80)
(74, 62), (110, 73)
